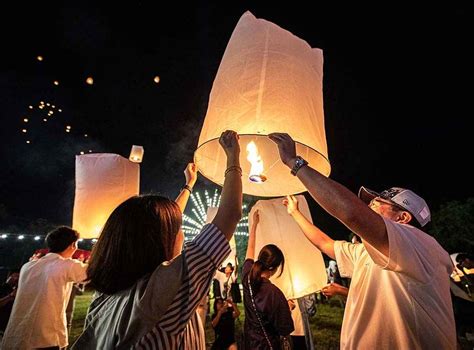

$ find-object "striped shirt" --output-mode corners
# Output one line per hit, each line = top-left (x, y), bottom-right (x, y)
(71, 223), (230, 350)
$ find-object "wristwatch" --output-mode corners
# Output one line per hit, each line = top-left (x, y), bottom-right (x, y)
(290, 156), (308, 176)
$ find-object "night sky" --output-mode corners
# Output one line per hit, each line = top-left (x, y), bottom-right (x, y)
(0, 3), (471, 240)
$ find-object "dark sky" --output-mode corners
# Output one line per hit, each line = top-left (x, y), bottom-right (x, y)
(0, 3), (471, 239)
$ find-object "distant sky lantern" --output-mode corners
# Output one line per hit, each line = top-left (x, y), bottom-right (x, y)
(53, 80), (59, 86)
(154, 76), (160, 84)
(26, 140), (30, 144)
(37, 55), (43, 61)
(28, 105), (33, 109)
(43, 118), (48, 122)
(73, 153), (140, 238)
(129, 145), (144, 163)
(194, 11), (330, 197)
(86, 77), (94, 85)
(58, 109), (62, 112)
(84, 134), (88, 137)
(21, 129), (27, 133)
(23, 118), (28, 122)
(249, 195), (327, 299)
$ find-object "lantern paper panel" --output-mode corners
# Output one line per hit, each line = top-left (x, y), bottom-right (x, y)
(249, 195), (327, 299)
(195, 11), (330, 197)
(206, 207), (238, 268)
(73, 154), (140, 238)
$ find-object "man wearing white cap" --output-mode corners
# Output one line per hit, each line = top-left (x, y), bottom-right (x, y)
(270, 133), (456, 350)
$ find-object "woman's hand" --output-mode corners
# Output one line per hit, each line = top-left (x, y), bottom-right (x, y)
(219, 130), (240, 164)
(184, 163), (198, 188)
(321, 282), (348, 298)
(287, 299), (296, 311)
(283, 195), (299, 215)
(252, 210), (260, 226)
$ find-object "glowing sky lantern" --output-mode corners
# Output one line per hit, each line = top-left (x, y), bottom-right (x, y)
(194, 11), (330, 197)
(249, 195), (327, 299)
(129, 145), (144, 163)
(86, 77), (94, 85)
(153, 76), (160, 84)
(72, 153), (140, 238)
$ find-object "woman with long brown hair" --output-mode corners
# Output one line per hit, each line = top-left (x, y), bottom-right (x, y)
(72, 130), (242, 349)
(242, 210), (294, 349)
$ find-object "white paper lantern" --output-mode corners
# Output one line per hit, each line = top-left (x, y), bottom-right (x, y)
(249, 195), (327, 299)
(73, 154), (140, 238)
(195, 11), (330, 197)
(129, 145), (144, 163)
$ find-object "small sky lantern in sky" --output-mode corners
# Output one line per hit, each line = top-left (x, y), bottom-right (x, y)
(21, 129), (27, 133)
(194, 12), (330, 197)
(129, 145), (144, 163)
(53, 80), (59, 86)
(86, 76), (94, 85)
(36, 55), (43, 61)
(28, 105), (33, 109)
(154, 76), (160, 84)
(23, 118), (28, 123)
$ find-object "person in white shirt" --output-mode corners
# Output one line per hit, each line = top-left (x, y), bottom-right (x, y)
(1, 226), (87, 350)
(270, 132), (456, 350)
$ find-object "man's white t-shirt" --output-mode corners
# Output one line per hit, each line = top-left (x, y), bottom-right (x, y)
(334, 218), (456, 349)
(1, 253), (87, 349)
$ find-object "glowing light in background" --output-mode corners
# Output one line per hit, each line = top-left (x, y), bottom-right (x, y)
(36, 55), (43, 61)
(154, 76), (160, 84)
(86, 77), (94, 85)
(182, 189), (249, 239)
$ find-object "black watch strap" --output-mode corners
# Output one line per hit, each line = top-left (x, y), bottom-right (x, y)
(290, 156), (308, 176)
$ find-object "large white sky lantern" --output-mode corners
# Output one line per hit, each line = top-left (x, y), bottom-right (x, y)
(249, 195), (327, 299)
(73, 154), (140, 238)
(195, 11), (330, 197)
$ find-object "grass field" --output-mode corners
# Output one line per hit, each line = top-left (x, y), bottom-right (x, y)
(68, 289), (344, 349)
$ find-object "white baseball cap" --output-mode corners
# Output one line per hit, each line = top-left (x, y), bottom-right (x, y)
(358, 186), (431, 227)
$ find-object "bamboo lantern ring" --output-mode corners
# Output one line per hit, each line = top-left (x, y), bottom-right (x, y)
(194, 12), (331, 197)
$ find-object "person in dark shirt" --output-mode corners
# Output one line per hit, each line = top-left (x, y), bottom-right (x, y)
(211, 297), (240, 350)
(242, 210), (294, 349)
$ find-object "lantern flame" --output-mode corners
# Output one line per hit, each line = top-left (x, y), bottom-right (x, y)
(246, 141), (267, 183)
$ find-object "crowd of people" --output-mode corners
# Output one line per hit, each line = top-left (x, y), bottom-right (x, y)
(0, 130), (468, 349)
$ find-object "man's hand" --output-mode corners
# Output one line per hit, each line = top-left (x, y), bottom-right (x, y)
(283, 195), (299, 215)
(268, 133), (297, 168)
(287, 299), (296, 311)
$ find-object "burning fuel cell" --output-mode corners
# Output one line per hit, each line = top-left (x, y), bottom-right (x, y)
(246, 141), (267, 183)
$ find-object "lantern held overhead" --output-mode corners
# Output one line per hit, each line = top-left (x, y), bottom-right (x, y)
(195, 11), (330, 197)
(72, 154), (140, 238)
(249, 195), (327, 299)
